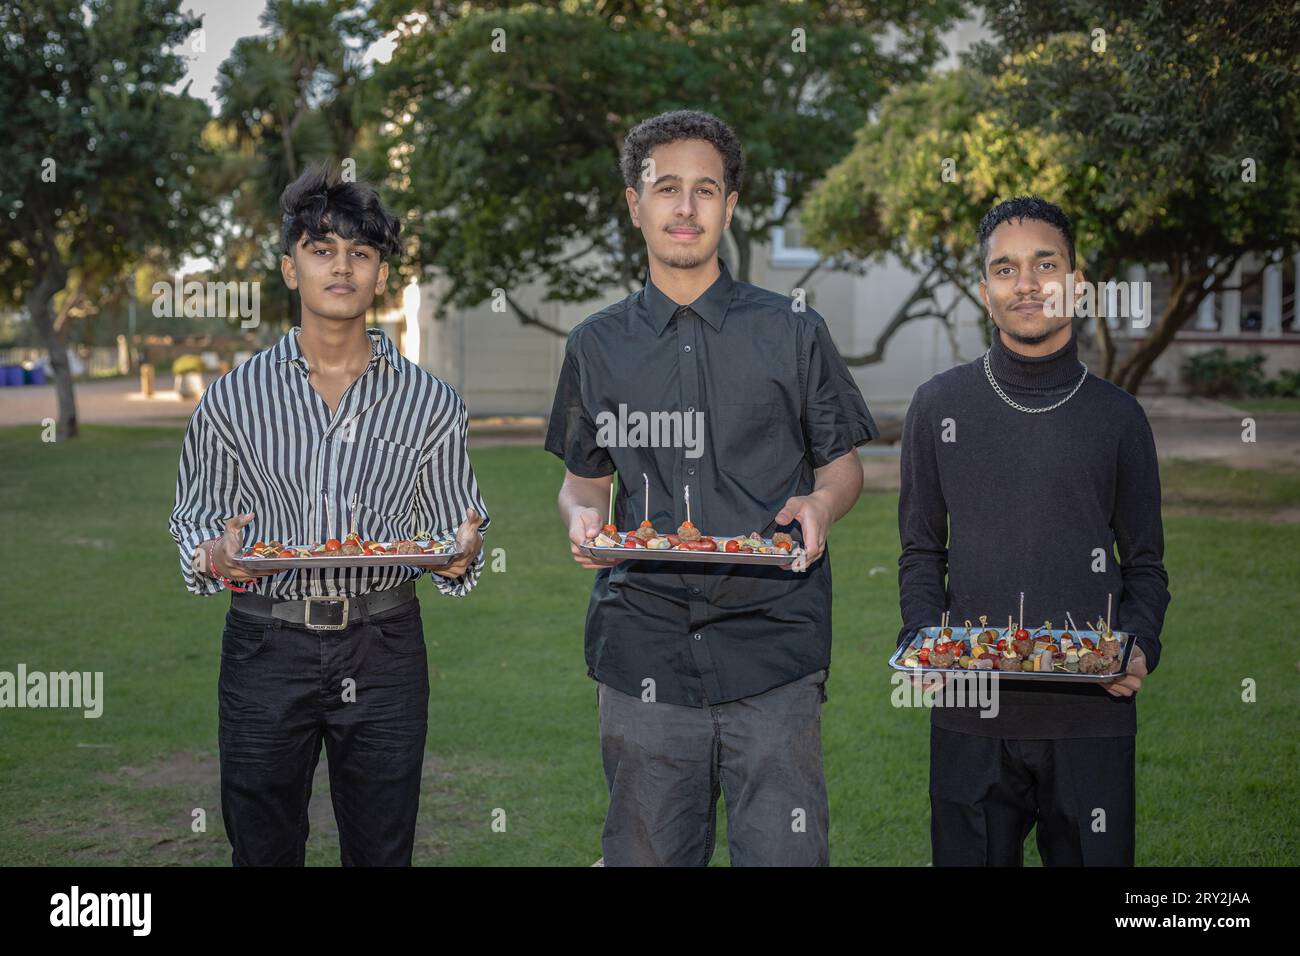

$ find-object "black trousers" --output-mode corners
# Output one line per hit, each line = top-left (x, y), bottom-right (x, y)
(217, 599), (429, 866)
(929, 724), (1136, 866)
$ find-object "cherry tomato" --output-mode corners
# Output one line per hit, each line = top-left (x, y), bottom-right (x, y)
(775, 540), (792, 552)
(278, 549), (294, 558)
(622, 537), (642, 548)
(325, 539), (342, 552)
(724, 540), (740, 553)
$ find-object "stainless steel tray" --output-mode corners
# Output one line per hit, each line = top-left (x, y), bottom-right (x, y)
(889, 626), (1134, 683)
(581, 536), (804, 566)
(233, 541), (460, 571)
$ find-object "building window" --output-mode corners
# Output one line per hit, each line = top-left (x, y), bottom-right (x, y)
(768, 170), (820, 269)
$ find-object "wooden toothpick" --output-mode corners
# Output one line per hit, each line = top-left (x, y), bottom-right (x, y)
(684, 484), (691, 524)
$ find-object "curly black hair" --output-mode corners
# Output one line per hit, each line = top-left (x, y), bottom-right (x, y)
(620, 110), (744, 196)
(976, 196), (1076, 276)
(279, 164), (401, 260)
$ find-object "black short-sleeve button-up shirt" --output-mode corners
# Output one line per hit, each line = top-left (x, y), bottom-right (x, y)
(545, 258), (878, 706)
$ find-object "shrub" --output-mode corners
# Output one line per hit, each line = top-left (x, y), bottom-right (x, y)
(171, 354), (205, 376)
(1181, 348), (1268, 398)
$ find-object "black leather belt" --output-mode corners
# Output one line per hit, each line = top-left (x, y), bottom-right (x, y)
(230, 581), (417, 631)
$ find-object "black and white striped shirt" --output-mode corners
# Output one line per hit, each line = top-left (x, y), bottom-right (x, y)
(168, 326), (490, 600)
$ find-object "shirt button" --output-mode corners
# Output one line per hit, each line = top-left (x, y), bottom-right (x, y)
(687, 406), (695, 413)
(683, 345), (691, 352)
(691, 587), (701, 595)
(694, 633), (702, 640)
(687, 467), (695, 476)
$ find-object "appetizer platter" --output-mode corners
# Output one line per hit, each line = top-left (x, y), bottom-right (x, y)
(232, 494), (460, 570)
(233, 534), (459, 570)
(889, 594), (1134, 683)
(580, 476), (805, 566)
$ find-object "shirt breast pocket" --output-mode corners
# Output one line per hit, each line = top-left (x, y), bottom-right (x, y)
(362, 437), (422, 525)
(712, 402), (783, 479)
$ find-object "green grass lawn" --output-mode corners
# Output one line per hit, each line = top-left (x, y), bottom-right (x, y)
(1229, 397), (1300, 415)
(0, 425), (1297, 866)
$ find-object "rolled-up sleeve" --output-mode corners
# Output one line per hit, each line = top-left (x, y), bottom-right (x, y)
(544, 330), (614, 478)
(801, 314), (879, 467)
(168, 393), (238, 596)
(415, 394), (491, 597)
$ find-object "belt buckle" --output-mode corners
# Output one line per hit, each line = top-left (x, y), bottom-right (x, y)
(303, 595), (350, 631)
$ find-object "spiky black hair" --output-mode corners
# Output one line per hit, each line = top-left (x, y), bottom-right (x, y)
(279, 164), (401, 259)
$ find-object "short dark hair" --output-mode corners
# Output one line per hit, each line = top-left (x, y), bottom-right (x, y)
(280, 164), (401, 259)
(620, 109), (744, 196)
(976, 196), (1076, 276)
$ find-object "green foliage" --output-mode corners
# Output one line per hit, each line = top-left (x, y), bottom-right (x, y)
(803, 1), (1300, 391)
(0, 0), (220, 302)
(170, 354), (205, 376)
(1180, 348), (1268, 398)
(1269, 369), (1300, 399)
(371, 1), (963, 314)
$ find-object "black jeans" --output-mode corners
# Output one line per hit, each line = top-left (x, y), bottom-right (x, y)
(929, 725), (1137, 866)
(217, 598), (429, 866)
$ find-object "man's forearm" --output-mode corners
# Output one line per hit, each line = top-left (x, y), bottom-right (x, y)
(558, 471), (614, 525)
(809, 450), (864, 524)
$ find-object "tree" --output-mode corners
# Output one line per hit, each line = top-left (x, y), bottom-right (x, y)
(370, 0), (963, 334)
(0, 0), (217, 438)
(804, 1), (1300, 392)
(213, 0), (380, 332)
(801, 67), (1094, 365)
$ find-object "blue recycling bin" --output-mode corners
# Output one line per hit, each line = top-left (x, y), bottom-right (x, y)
(27, 365), (46, 385)
(1, 365), (21, 386)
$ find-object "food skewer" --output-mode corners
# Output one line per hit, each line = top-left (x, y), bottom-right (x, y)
(632, 473), (658, 542)
(608, 480), (616, 528)
(684, 484), (691, 525)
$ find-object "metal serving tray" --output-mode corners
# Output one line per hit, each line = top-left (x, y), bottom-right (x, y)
(580, 536), (804, 567)
(888, 626), (1134, 683)
(233, 540), (460, 571)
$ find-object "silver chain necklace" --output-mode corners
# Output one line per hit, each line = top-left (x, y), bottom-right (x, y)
(983, 349), (1089, 414)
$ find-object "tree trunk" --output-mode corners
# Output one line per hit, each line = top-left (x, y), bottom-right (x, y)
(26, 259), (77, 440)
(1094, 310), (1115, 379)
(729, 216), (752, 283)
(1112, 268), (1209, 394)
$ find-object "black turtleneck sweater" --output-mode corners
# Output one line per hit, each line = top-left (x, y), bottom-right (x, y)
(897, 331), (1170, 738)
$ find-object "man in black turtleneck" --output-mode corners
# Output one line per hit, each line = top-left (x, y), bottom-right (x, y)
(897, 196), (1170, 866)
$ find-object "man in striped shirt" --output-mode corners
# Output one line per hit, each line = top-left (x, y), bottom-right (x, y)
(168, 165), (489, 866)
